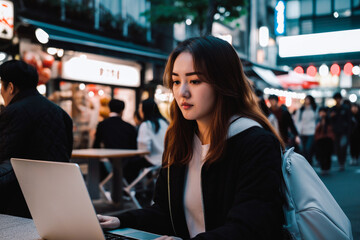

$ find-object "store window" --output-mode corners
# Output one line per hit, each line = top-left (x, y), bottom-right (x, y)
(354, 0), (360, 15)
(335, 0), (350, 11)
(287, 1), (300, 19)
(301, 0), (313, 16)
(286, 20), (300, 36)
(301, 20), (313, 34)
(316, 0), (331, 16)
(355, 0), (360, 8)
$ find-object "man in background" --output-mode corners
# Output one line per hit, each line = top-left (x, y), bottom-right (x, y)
(0, 60), (73, 218)
(268, 94), (300, 150)
(93, 99), (137, 183)
(330, 92), (352, 171)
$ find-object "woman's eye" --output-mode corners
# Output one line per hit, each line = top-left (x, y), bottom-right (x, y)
(172, 80), (180, 85)
(190, 80), (201, 84)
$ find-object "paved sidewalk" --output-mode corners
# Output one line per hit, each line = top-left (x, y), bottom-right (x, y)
(315, 156), (360, 239)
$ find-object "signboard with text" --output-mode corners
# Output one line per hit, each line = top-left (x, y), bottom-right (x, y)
(62, 56), (141, 87)
(0, 0), (14, 40)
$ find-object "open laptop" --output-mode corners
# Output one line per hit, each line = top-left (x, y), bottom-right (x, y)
(11, 158), (163, 240)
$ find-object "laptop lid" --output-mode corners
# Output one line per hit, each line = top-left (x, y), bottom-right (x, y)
(11, 158), (105, 240)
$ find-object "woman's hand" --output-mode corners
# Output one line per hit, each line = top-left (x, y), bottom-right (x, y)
(97, 214), (120, 229)
(155, 236), (182, 240)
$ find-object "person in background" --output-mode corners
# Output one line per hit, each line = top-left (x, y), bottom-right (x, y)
(93, 99), (137, 150)
(98, 36), (285, 239)
(268, 94), (300, 150)
(255, 89), (279, 133)
(0, 60), (73, 218)
(314, 107), (335, 175)
(93, 99), (137, 182)
(294, 95), (317, 165)
(123, 98), (168, 183)
(330, 92), (352, 171)
(349, 103), (360, 166)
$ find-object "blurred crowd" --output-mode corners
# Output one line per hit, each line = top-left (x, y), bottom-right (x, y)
(256, 89), (360, 175)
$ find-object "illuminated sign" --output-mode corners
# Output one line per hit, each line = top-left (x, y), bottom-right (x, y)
(0, 0), (14, 40)
(275, 1), (286, 36)
(279, 29), (360, 58)
(62, 56), (141, 87)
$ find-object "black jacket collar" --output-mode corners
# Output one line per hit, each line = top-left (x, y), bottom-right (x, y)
(8, 88), (40, 106)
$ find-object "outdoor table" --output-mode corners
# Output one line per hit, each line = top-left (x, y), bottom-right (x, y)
(71, 148), (149, 208)
(0, 214), (40, 240)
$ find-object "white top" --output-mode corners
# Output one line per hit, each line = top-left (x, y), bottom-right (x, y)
(294, 106), (316, 136)
(137, 119), (168, 166)
(184, 135), (208, 238)
(184, 116), (261, 237)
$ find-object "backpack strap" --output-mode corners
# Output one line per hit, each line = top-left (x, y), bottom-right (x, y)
(228, 117), (262, 138)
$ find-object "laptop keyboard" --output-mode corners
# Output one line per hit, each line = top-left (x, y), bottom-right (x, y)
(104, 233), (138, 240)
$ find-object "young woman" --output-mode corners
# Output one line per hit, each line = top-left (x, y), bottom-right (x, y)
(294, 95), (317, 165)
(98, 36), (285, 239)
(123, 98), (168, 183)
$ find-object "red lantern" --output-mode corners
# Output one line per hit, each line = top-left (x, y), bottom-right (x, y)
(330, 64), (341, 76)
(294, 66), (304, 74)
(344, 62), (353, 76)
(306, 66), (317, 77)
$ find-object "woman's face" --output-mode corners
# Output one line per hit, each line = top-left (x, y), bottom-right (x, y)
(305, 97), (311, 106)
(172, 52), (215, 125)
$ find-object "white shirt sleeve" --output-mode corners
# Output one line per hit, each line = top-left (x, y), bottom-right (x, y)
(137, 121), (152, 152)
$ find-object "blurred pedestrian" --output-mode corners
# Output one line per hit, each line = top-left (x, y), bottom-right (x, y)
(122, 98), (168, 184)
(349, 103), (360, 166)
(255, 89), (279, 133)
(93, 99), (137, 183)
(93, 99), (137, 150)
(0, 60), (73, 218)
(98, 36), (285, 239)
(330, 92), (352, 171)
(269, 94), (300, 150)
(294, 95), (317, 165)
(314, 107), (334, 175)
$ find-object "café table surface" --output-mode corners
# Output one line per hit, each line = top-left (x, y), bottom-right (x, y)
(0, 214), (40, 240)
(71, 148), (150, 207)
(71, 148), (150, 159)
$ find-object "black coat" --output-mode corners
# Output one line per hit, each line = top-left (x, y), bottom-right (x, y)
(116, 127), (284, 239)
(93, 116), (137, 150)
(0, 88), (73, 218)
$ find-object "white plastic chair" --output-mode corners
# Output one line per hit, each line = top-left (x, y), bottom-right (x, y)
(99, 165), (161, 208)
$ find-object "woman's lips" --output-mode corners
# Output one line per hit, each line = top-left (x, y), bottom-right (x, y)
(181, 103), (193, 110)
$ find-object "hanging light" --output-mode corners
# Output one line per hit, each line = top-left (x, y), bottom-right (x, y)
(35, 28), (49, 44)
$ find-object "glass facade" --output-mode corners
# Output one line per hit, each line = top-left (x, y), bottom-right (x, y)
(301, 0), (313, 16)
(335, 0), (351, 11)
(316, 0), (331, 16)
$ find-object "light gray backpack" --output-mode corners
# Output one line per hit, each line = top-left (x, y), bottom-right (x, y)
(231, 117), (353, 240)
(282, 148), (353, 240)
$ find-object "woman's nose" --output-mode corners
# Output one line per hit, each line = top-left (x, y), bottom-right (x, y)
(180, 83), (190, 98)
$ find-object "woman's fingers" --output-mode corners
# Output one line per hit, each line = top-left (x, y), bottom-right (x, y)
(97, 214), (120, 228)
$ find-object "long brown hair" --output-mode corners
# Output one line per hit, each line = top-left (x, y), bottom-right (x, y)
(163, 36), (284, 167)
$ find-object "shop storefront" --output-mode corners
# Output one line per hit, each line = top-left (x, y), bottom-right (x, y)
(8, 17), (170, 148)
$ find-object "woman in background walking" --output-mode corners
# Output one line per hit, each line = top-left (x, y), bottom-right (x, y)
(294, 95), (317, 165)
